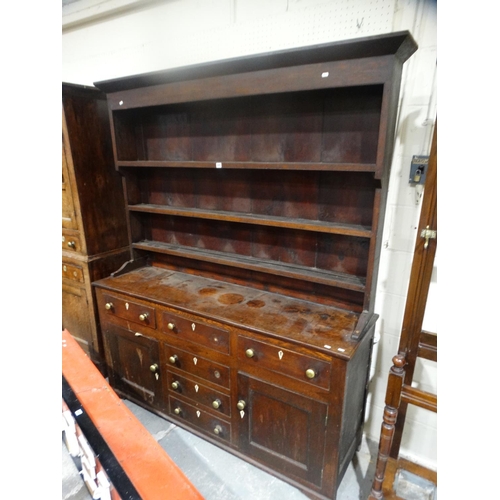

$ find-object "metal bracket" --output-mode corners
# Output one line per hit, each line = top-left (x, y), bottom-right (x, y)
(420, 225), (437, 249)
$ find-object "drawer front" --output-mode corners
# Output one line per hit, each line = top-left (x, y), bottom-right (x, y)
(62, 232), (82, 253)
(167, 372), (231, 417)
(169, 396), (231, 442)
(62, 262), (84, 283)
(237, 336), (331, 390)
(161, 311), (230, 354)
(165, 345), (230, 389)
(101, 293), (156, 329)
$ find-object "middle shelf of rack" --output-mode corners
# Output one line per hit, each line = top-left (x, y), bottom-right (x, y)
(127, 204), (373, 238)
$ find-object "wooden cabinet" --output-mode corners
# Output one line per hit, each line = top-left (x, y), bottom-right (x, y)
(62, 83), (130, 367)
(93, 31), (417, 499)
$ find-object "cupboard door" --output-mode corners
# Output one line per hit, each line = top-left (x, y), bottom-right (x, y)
(62, 137), (79, 230)
(103, 324), (162, 408)
(237, 374), (327, 488)
(62, 282), (92, 355)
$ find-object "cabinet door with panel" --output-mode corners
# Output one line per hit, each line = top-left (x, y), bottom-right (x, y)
(62, 282), (93, 351)
(237, 374), (328, 488)
(102, 323), (163, 408)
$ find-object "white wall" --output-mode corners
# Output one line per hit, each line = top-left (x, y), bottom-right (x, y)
(62, 0), (438, 471)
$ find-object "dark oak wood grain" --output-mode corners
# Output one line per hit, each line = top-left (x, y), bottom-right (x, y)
(92, 31), (417, 500)
(62, 83), (130, 367)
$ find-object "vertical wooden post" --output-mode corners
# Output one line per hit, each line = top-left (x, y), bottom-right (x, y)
(368, 353), (406, 499)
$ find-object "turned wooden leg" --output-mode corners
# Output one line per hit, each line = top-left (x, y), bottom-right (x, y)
(368, 353), (406, 500)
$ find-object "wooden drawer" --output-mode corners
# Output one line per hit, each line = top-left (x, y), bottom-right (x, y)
(237, 336), (331, 390)
(100, 293), (156, 329)
(160, 311), (230, 354)
(169, 396), (231, 443)
(62, 262), (84, 283)
(62, 232), (82, 253)
(167, 372), (231, 417)
(164, 345), (230, 389)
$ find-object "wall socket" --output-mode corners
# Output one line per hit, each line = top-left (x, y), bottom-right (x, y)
(409, 155), (429, 185)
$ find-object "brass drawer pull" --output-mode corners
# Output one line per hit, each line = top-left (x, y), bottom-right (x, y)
(149, 364), (159, 373)
(245, 348), (255, 358)
(305, 368), (316, 379)
(139, 313), (149, 322)
(236, 400), (246, 411)
(171, 381), (180, 390)
(173, 407), (182, 415)
(169, 355), (178, 365)
(167, 322), (175, 331)
(67, 241), (76, 249)
(105, 302), (114, 311)
(213, 425), (223, 436)
(212, 399), (222, 410)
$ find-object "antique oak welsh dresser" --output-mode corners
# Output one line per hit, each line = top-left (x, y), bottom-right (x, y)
(92, 32), (417, 500)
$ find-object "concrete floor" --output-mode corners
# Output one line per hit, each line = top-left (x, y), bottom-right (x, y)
(62, 399), (436, 500)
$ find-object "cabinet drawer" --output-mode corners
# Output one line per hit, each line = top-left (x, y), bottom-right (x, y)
(167, 372), (231, 417)
(62, 262), (84, 283)
(161, 311), (229, 354)
(164, 345), (230, 389)
(101, 293), (156, 329)
(62, 232), (82, 253)
(169, 396), (231, 442)
(237, 336), (331, 390)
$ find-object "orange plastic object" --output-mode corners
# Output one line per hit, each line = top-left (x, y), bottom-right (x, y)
(62, 329), (204, 500)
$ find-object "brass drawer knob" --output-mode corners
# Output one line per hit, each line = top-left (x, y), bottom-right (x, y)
(171, 381), (180, 390)
(167, 322), (175, 331)
(245, 348), (255, 358)
(305, 368), (316, 379)
(213, 425), (223, 436)
(236, 400), (246, 411)
(139, 313), (149, 322)
(105, 302), (114, 311)
(149, 363), (159, 373)
(212, 399), (222, 410)
(67, 241), (76, 249)
(173, 407), (182, 415)
(169, 355), (178, 365)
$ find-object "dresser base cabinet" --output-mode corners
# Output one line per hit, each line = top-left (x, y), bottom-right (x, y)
(93, 32), (416, 499)
(94, 267), (375, 500)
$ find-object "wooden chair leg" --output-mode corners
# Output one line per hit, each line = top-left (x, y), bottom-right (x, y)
(368, 354), (406, 499)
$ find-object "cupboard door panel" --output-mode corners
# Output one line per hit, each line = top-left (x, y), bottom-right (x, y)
(237, 374), (327, 488)
(62, 139), (78, 230)
(103, 324), (162, 408)
(62, 282), (92, 354)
